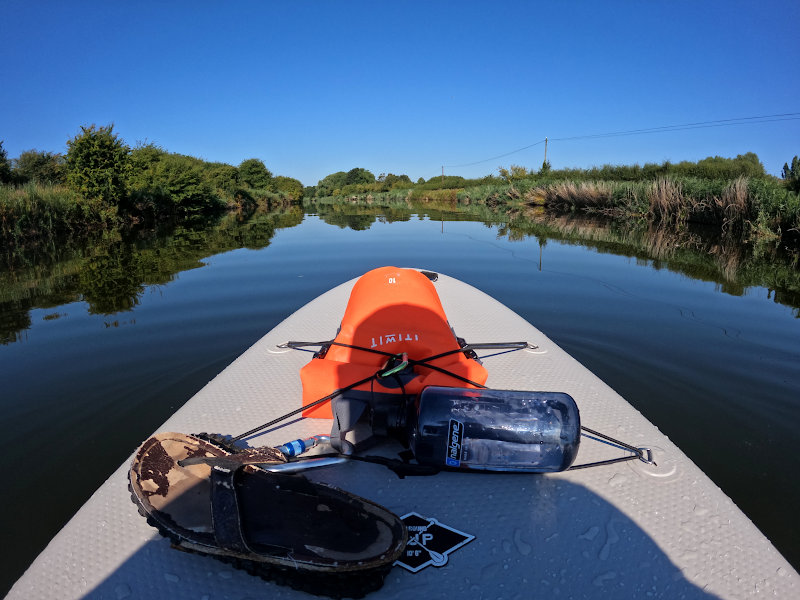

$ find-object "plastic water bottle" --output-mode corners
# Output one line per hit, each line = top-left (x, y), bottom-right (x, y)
(408, 387), (581, 472)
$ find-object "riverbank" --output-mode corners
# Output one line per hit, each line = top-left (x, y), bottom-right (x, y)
(313, 174), (800, 247)
(3, 176), (799, 266)
(0, 183), (108, 242)
(4, 139), (798, 250)
(0, 127), (304, 249)
(0, 181), (297, 257)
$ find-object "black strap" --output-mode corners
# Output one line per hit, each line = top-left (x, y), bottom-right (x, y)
(284, 340), (530, 363)
(568, 426), (654, 470)
(209, 462), (251, 554)
(194, 456), (323, 555)
(236, 339), (528, 440)
(230, 371), (381, 442)
(242, 339), (651, 472)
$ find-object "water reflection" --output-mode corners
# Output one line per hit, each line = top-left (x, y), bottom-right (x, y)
(0, 207), (303, 343)
(312, 201), (412, 230)
(501, 206), (800, 314)
(1, 201), (798, 345)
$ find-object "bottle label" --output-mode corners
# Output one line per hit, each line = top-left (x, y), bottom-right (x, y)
(446, 419), (464, 467)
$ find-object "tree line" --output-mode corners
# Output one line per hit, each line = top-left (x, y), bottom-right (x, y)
(3, 126), (798, 246)
(305, 153), (800, 199)
(306, 168), (416, 198)
(5, 128), (796, 207)
(303, 153), (799, 245)
(0, 125), (304, 223)
(498, 152), (782, 184)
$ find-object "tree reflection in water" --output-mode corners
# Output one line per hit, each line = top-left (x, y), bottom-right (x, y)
(1, 201), (798, 345)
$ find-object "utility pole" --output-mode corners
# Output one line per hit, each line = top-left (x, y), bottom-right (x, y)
(441, 166), (444, 184)
(544, 137), (548, 165)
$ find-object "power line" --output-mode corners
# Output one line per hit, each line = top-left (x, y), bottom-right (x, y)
(444, 139), (546, 168)
(442, 112), (800, 170)
(550, 113), (800, 142)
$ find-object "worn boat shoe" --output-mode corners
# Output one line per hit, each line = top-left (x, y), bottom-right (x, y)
(129, 432), (407, 598)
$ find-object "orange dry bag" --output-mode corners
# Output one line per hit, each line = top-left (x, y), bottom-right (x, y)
(300, 267), (488, 418)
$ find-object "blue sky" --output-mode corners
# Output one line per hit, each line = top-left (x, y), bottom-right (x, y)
(1, 1), (798, 186)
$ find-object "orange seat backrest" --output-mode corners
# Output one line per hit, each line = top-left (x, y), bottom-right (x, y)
(300, 267), (488, 418)
(325, 266), (460, 364)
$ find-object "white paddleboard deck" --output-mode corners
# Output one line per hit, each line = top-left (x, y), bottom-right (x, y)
(9, 271), (797, 599)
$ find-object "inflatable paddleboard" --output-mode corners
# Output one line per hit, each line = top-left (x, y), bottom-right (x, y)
(8, 268), (797, 599)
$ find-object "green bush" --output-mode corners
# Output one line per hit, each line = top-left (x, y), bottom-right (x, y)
(129, 143), (167, 174)
(315, 168), (378, 197)
(65, 124), (130, 205)
(315, 171), (347, 197)
(13, 150), (65, 184)
(273, 175), (304, 200)
(345, 167), (375, 185)
(378, 173), (412, 191)
(238, 158), (273, 189)
(749, 178), (800, 235)
(417, 175), (467, 190)
(131, 153), (223, 215)
(202, 162), (239, 194)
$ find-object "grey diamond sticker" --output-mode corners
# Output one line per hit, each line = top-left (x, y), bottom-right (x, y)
(394, 512), (475, 573)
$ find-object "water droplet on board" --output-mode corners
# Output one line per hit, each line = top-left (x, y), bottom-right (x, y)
(592, 571), (617, 586)
(513, 529), (532, 556)
(163, 573), (180, 583)
(114, 583), (131, 599)
(578, 526), (600, 541)
(599, 521), (619, 560)
(481, 562), (500, 579)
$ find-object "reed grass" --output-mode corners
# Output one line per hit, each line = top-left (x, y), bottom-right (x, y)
(510, 176), (797, 242)
(539, 181), (616, 212)
(0, 183), (111, 244)
(315, 174), (800, 243)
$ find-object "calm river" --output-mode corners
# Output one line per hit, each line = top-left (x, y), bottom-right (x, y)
(1, 202), (799, 593)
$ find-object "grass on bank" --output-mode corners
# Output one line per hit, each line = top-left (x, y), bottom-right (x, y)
(317, 174), (800, 244)
(6, 175), (798, 249)
(515, 176), (800, 240)
(0, 183), (117, 243)
(0, 180), (297, 247)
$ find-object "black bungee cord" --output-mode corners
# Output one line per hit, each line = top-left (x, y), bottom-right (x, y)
(229, 339), (654, 471)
